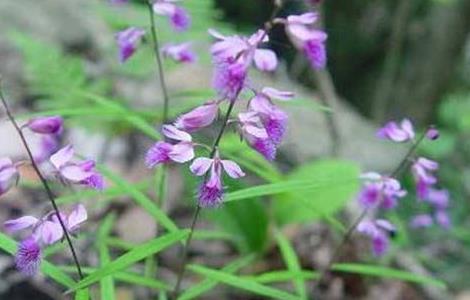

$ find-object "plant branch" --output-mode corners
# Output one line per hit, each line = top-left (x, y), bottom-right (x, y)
(0, 83), (84, 279)
(313, 130), (428, 291)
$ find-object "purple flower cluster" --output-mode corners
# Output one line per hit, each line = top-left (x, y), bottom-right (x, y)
(357, 119), (449, 256)
(4, 205), (87, 275)
(1, 116), (103, 276)
(114, 0), (195, 63)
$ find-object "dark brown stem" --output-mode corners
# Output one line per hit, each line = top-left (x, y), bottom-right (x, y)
(146, 0), (170, 123)
(314, 130), (428, 290)
(0, 84), (84, 280)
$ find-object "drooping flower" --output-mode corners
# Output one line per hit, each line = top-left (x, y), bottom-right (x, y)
(249, 87), (293, 145)
(115, 27), (146, 63)
(15, 238), (41, 276)
(5, 205), (87, 276)
(238, 111), (276, 161)
(26, 116), (63, 135)
(357, 173), (406, 210)
(153, 0), (190, 31)
(162, 42), (197, 63)
(175, 101), (219, 131)
(285, 13), (327, 69)
(209, 29), (279, 99)
(0, 157), (19, 196)
(50, 145), (104, 190)
(357, 219), (396, 256)
(190, 153), (245, 207)
(426, 188), (449, 209)
(145, 125), (195, 168)
(376, 119), (415, 142)
(411, 157), (439, 199)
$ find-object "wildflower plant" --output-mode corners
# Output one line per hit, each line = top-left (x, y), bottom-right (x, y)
(0, 0), (451, 299)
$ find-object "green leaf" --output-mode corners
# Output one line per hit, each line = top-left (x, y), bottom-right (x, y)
(188, 264), (300, 300)
(332, 263), (447, 289)
(98, 215), (117, 300)
(178, 255), (255, 300)
(273, 160), (360, 225)
(69, 230), (189, 292)
(249, 270), (318, 284)
(98, 166), (179, 233)
(75, 289), (90, 300)
(275, 230), (307, 300)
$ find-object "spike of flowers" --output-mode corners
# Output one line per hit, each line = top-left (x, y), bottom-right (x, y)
(190, 152), (245, 207)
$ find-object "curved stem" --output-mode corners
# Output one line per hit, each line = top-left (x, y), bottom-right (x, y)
(314, 131), (428, 290)
(0, 84), (84, 279)
(146, 0), (170, 123)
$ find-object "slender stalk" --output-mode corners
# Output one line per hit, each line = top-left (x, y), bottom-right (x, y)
(314, 131), (428, 289)
(146, 0), (170, 123)
(0, 84), (84, 279)
(172, 99), (236, 298)
(172, 2), (283, 296)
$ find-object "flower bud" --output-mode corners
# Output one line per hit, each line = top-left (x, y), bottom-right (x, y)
(27, 116), (63, 134)
(175, 102), (219, 131)
(426, 128), (439, 140)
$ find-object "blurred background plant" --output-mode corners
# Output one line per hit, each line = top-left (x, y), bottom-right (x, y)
(0, 0), (468, 299)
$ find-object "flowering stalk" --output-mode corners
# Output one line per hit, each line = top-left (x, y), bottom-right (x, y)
(172, 99), (236, 298)
(314, 129), (428, 289)
(0, 83), (84, 279)
(146, 0), (171, 123)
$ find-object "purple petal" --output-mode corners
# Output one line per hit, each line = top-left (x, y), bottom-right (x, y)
(15, 238), (41, 276)
(426, 128), (440, 140)
(145, 141), (173, 168)
(372, 234), (389, 256)
(426, 189), (449, 209)
(27, 116), (63, 134)
(435, 210), (451, 229)
(400, 119), (415, 140)
(303, 38), (327, 69)
(162, 125), (192, 142)
(261, 87), (294, 101)
(253, 49), (278, 72)
(50, 145), (74, 170)
(410, 214), (433, 228)
(287, 12), (318, 25)
(4, 216), (39, 233)
(38, 220), (63, 245)
(168, 142), (195, 163)
(60, 165), (93, 182)
(221, 160), (245, 178)
(190, 157), (213, 176)
(170, 6), (190, 31)
(175, 102), (219, 132)
(67, 204), (87, 232)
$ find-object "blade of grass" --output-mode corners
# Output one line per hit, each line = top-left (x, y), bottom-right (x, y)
(98, 215), (117, 300)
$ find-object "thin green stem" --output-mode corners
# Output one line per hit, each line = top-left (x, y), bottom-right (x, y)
(146, 0), (170, 123)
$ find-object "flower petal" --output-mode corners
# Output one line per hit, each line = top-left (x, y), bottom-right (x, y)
(221, 160), (245, 178)
(39, 221), (64, 245)
(50, 145), (74, 170)
(190, 157), (213, 176)
(261, 87), (294, 101)
(67, 204), (87, 232)
(4, 216), (39, 233)
(162, 125), (192, 142)
(169, 142), (195, 163)
(253, 49), (278, 72)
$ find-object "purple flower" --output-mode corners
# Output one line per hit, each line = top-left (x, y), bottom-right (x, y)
(50, 145), (104, 190)
(410, 214), (433, 228)
(377, 119), (415, 142)
(285, 13), (327, 69)
(175, 101), (219, 131)
(249, 87), (293, 145)
(190, 153), (245, 207)
(146, 125), (195, 168)
(15, 238), (41, 276)
(435, 210), (451, 229)
(357, 173), (406, 210)
(212, 58), (248, 100)
(357, 219), (396, 256)
(412, 157), (439, 199)
(426, 188), (449, 209)
(426, 128), (440, 140)
(209, 29), (278, 73)
(162, 42), (196, 63)
(4, 205), (88, 245)
(0, 157), (19, 196)
(26, 116), (63, 135)
(32, 134), (60, 164)
(238, 111), (277, 161)
(116, 27), (146, 63)
(153, 0), (190, 31)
